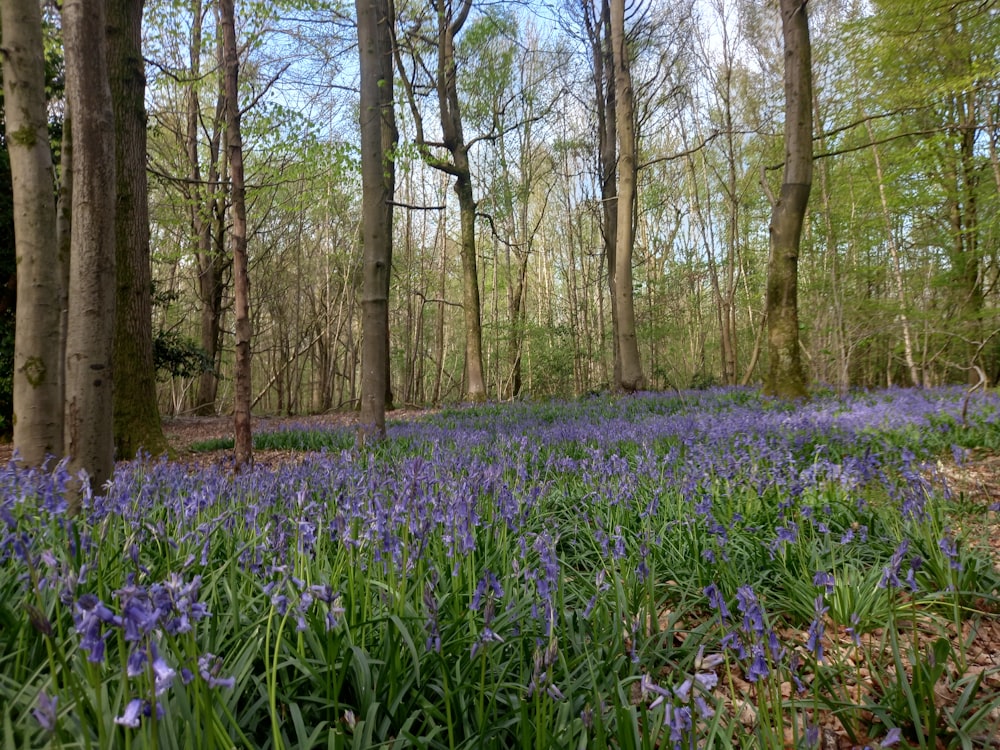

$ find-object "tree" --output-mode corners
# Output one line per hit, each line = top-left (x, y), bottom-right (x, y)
(63, 0), (117, 487)
(108, 0), (170, 459)
(609, 0), (644, 391)
(168, 0), (228, 417)
(1, 0), (64, 465)
(577, 0), (621, 388)
(356, 0), (397, 439)
(219, 0), (252, 468)
(763, 0), (811, 399)
(395, 0), (487, 402)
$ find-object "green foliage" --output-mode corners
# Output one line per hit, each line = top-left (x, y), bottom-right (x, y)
(153, 328), (213, 381)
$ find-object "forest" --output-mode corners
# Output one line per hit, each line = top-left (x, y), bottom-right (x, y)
(144, 0), (997, 406)
(5, 0), (1000, 469)
(3, 2), (1000, 747)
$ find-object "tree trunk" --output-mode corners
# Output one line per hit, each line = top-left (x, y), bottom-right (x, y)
(191, 5), (227, 416)
(2, 0), (64, 465)
(356, 0), (397, 440)
(454, 168), (486, 401)
(63, 0), (117, 489)
(219, 0), (252, 469)
(764, 0), (811, 400)
(610, 0), (644, 392)
(108, 0), (168, 459)
(584, 0), (620, 388)
(396, 0), (485, 401)
(866, 120), (920, 387)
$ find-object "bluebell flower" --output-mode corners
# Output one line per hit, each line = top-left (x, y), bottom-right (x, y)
(198, 653), (235, 689)
(735, 585), (765, 637)
(703, 583), (729, 620)
(805, 595), (828, 662)
(879, 539), (910, 590)
(115, 698), (143, 728)
(812, 570), (835, 595)
(938, 533), (962, 571)
(745, 643), (769, 682)
(881, 727), (902, 747)
(32, 690), (57, 733)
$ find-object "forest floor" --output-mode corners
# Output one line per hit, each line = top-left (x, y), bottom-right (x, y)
(3, 409), (1000, 746)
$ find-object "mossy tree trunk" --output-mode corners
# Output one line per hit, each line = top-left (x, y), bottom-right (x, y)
(108, 0), (169, 460)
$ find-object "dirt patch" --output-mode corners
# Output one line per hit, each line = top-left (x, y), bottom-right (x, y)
(0, 408), (437, 471)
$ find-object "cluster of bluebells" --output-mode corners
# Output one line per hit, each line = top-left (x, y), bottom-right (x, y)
(71, 574), (233, 728)
(263, 573), (345, 633)
(639, 647), (723, 749)
(4, 386), (996, 743)
(878, 539), (922, 592)
(469, 570), (505, 659)
(704, 583), (804, 690)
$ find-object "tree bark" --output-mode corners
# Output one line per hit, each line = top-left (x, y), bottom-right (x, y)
(108, 0), (169, 459)
(764, 0), (811, 400)
(583, 0), (620, 388)
(219, 0), (252, 468)
(395, 0), (486, 402)
(610, 0), (644, 392)
(2, 0), (64, 465)
(63, 0), (117, 489)
(190, 2), (228, 416)
(356, 0), (397, 440)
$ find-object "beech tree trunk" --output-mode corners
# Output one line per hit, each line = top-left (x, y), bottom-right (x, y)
(220, 0), (252, 468)
(764, 0), (811, 400)
(610, 0), (644, 392)
(356, 0), (397, 440)
(108, 0), (169, 459)
(63, 0), (117, 488)
(2, 0), (64, 465)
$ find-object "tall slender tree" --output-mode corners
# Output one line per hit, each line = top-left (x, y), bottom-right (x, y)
(63, 0), (117, 487)
(395, 0), (487, 402)
(219, 0), (252, 468)
(609, 0), (645, 392)
(356, 0), (397, 439)
(2, 0), (64, 465)
(763, 0), (811, 399)
(579, 0), (621, 389)
(108, 0), (170, 458)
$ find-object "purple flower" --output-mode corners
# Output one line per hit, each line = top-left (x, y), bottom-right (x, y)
(32, 690), (58, 733)
(735, 585), (765, 637)
(879, 539), (910, 590)
(881, 727), (902, 747)
(151, 647), (176, 696)
(703, 583), (729, 620)
(938, 533), (962, 571)
(805, 595), (827, 662)
(74, 594), (120, 664)
(812, 570), (835, 595)
(115, 698), (143, 728)
(198, 653), (235, 689)
(745, 643), (769, 682)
